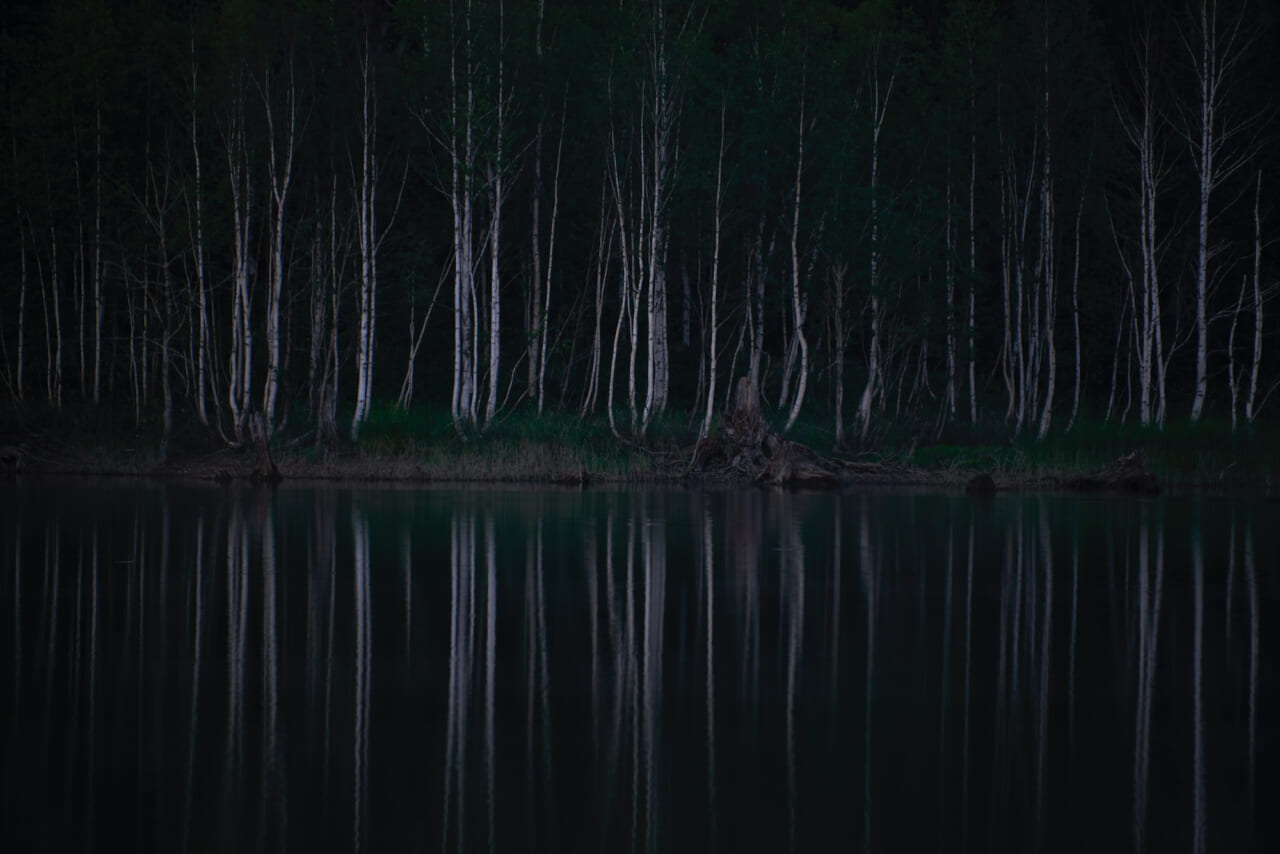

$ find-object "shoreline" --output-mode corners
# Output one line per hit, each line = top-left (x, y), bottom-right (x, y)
(3, 440), (1273, 497)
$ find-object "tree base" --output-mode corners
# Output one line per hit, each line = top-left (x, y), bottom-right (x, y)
(248, 412), (282, 483)
(690, 377), (841, 486)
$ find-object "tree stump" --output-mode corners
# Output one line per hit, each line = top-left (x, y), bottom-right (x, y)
(692, 376), (840, 486)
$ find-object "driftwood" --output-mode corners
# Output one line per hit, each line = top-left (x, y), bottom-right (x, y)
(690, 377), (840, 486)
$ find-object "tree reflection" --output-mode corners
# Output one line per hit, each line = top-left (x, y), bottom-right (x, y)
(0, 485), (1271, 852)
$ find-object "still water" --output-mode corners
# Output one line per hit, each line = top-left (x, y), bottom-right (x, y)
(0, 482), (1273, 852)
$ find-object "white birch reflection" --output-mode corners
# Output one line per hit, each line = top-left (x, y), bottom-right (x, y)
(0, 486), (1273, 853)
(1131, 504), (1163, 854)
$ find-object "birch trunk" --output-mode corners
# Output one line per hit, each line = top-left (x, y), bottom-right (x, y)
(528, 0), (545, 401)
(308, 219), (325, 417)
(857, 43), (896, 441)
(1037, 25), (1057, 442)
(582, 184), (612, 417)
(447, 0), (478, 434)
(11, 145), (25, 400)
(701, 100), (726, 439)
(351, 33), (377, 441)
(49, 220), (63, 409)
(537, 96), (565, 415)
(226, 86), (253, 441)
(1186, 0), (1249, 422)
(484, 0), (505, 427)
(1229, 273), (1245, 429)
(1245, 170), (1262, 423)
(783, 89), (808, 433)
(1067, 143), (1091, 431)
(262, 63), (297, 434)
(832, 263), (848, 448)
(967, 32), (978, 424)
(188, 45), (209, 427)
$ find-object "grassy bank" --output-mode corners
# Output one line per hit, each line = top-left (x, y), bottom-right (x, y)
(3, 399), (1277, 491)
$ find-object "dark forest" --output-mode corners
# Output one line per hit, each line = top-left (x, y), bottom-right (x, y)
(2, 0), (1278, 463)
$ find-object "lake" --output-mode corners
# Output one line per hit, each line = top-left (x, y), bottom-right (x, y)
(0, 482), (1273, 852)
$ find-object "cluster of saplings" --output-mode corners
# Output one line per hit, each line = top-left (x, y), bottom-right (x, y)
(1, 0), (1275, 463)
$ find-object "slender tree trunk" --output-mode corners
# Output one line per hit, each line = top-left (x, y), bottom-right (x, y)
(263, 63), (297, 434)
(188, 50), (209, 427)
(50, 220), (63, 409)
(13, 198), (26, 403)
(784, 89), (808, 433)
(1037, 25), (1057, 441)
(1067, 143), (1091, 431)
(701, 99), (726, 439)
(1246, 170), (1263, 423)
(832, 263), (848, 448)
(352, 32), (378, 441)
(92, 101), (103, 406)
(448, 0), (477, 434)
(1228, 273), (1245, 429)
(858, 43), (896, 441)
(1186, 0), (1247, 422)
(945, 123), (956, 420)
(226, 85), (253, 441)
(582, 184), (611, 417)
(967, 34), (979, 424)
(484, 0), (505, 426)
(537, 96), (566, 415)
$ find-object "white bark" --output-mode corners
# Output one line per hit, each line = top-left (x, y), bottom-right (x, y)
(10, 127), (25, 401)
(946, 147), (957, 420)
(783, 88), (808, 433)
(1229, 273), (1245, 429)
(262, 63), (297, 434)
(1037, 22), (1057, 442)
(1185, 0), (1250, 422)
(832, 263), (849, 447)
(189, 39), (209, 427)
(582, 184), (613, 416)
(226, 85), (253, 440)
(701, 99), (726, 439)
(857, 41), (896, 441)
(1245, 169), (1262, 422)
(537, 96), (566, 415)
(49, 220), (63, 409)
(1067, 143), (1091, 431)
(447, 0), (478, 434)
(352, 32), (377, 441)
(484, 0), (505, 427)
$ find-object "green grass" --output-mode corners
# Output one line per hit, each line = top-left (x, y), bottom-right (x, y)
(7, 394), (1277, 488)
(351, 403), (664, 480)
(897, 415), (1280, 486)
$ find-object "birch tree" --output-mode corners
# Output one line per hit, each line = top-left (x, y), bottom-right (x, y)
(856, 36), (897, 441)
(260, 59), (297, 435)
(188, 29), (211, 427)
(224, 77), (254, 441)
(1244, 169), (1263, 423)
(1116, 19), (1171, 427)
(1183, 0), (1253, 422)
(783, 84), (809, 433)
(700, 97), (726, 439)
